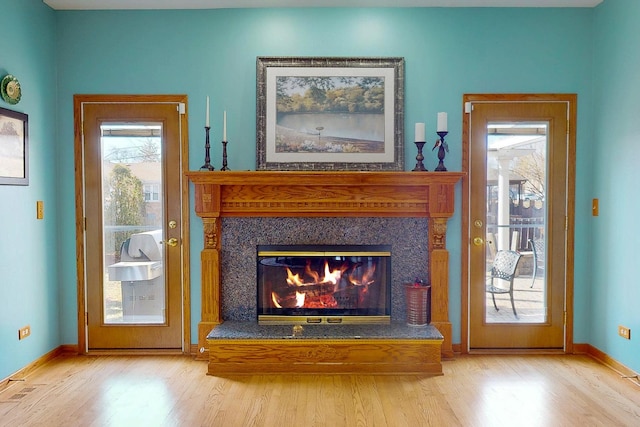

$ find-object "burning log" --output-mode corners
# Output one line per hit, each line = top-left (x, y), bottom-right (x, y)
(272, 282), (338, 309)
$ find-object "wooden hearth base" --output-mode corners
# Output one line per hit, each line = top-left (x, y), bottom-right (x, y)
(206, 322), (443, 376)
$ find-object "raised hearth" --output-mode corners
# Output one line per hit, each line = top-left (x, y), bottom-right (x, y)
(207, 321), (444, 375)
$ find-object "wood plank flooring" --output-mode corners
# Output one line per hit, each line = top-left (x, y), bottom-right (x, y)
(1, 354), (639, 426)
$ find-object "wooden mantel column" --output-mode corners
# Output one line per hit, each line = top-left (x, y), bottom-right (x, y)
(427, 182), (458, 358)
(193, 184), (223, 355)
(186, 171), (464, 358)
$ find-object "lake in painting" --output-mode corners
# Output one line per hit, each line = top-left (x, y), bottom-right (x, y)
(276, 112), (385, 154)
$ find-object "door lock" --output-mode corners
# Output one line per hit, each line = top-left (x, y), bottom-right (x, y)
(473, 237), (484, 246)
(168, 220), (177, 229)
(162, 237), (178, 247)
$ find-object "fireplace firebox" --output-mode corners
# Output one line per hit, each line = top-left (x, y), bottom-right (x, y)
(257, 245), (391, 325)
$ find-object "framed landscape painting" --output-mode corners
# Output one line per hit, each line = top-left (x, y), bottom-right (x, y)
(256, 57), (404, 171)
(0, 107), (28, 185)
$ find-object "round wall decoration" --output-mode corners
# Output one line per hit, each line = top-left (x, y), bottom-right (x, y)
(1, 74), (22, 105)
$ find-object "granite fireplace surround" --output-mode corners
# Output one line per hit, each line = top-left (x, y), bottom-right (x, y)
(186, 171), (463, 375)
(223, 217), (426, 323)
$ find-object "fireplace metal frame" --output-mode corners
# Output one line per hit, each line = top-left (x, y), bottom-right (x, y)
(257, 244), (391, 325)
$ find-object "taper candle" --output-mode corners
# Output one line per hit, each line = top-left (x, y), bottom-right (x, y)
(223, 110), (227, 141)
(206, 96), (210, 127)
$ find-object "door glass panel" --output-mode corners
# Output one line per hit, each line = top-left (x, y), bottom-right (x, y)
(101, 123), (165, 324)
(486, 122), (546, 324)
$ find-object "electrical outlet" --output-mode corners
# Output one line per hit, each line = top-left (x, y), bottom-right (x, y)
(36, 201), (44, 219)
(18, 325), (31, 340)
(618, 325), (631, 340)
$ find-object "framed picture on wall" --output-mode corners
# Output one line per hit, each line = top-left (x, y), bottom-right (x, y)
(0, 106), (28, 185)
(256, 57), (405, 171)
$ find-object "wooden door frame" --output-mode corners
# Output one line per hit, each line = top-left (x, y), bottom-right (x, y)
(73, 94), (191, 355)
(460, 94), (576, 354)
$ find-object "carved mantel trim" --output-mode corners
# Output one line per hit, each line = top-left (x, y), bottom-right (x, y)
(186, 171), (463, 357)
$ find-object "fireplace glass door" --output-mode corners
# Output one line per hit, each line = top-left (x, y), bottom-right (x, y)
(257, 245), (391, 325)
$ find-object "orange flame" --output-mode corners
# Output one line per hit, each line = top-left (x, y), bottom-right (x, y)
(285, 267), (305, 286)
(321, 261), (344, 285)
(290, 261), (347, 286)
(349, 264), (376, 286)
(305, 262), (320, 284)
(271, 291), (282, 308)
(295, 291), (305, 307)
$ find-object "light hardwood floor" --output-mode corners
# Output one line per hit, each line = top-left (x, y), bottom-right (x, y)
(1, 354), (639, 426)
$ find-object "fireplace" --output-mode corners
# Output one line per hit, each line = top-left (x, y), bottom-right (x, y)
(257, 244), (391, 325)
(186, 170), (464, 359)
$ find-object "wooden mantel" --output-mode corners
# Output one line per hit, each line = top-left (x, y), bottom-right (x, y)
(185, 171), (464, 357)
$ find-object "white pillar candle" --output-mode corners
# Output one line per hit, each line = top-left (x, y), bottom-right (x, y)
(415, 122), (425, 142)
(223, 110), (227, 141)
(437, 112), (447, 132)
(206, 96), (210, 127)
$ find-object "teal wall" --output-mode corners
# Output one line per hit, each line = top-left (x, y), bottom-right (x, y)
(3, 0), (637, 380)
(0, 0), (59, 380)
(591, 0), (640, 372)
(53, 7), (594, 347)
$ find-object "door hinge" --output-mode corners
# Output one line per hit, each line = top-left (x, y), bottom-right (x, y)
(178, 103), (186, 115)
(564, 311), (567, 324)
(565, 216), (569, 231)
(85, 312), (88, 325)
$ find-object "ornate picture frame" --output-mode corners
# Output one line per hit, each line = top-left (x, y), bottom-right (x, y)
(256, 57), (404, 171)
(0, 106), (29, 185)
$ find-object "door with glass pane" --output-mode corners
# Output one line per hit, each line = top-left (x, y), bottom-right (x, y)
(467, 96), (574, 349)
(81, 100), (184, 350)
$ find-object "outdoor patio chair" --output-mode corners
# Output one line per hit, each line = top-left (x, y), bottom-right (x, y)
(486, 250), (522, 318)
(528, 238), (545, 288)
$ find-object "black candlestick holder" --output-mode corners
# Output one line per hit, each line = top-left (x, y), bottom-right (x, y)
(412, 141), (428, 171)
(200, 126), (215, 171)
(433, 131), (449, 172)
(221, 140), (230, 171)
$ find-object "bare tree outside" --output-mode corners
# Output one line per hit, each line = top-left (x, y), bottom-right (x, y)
(513, 144), (546, 199)
(139, 138), (161, 162)
(512, 141), (547, 200)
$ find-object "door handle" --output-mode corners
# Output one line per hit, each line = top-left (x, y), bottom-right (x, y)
(162, 237), (178, 247)
(473, 237), (484, 246)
